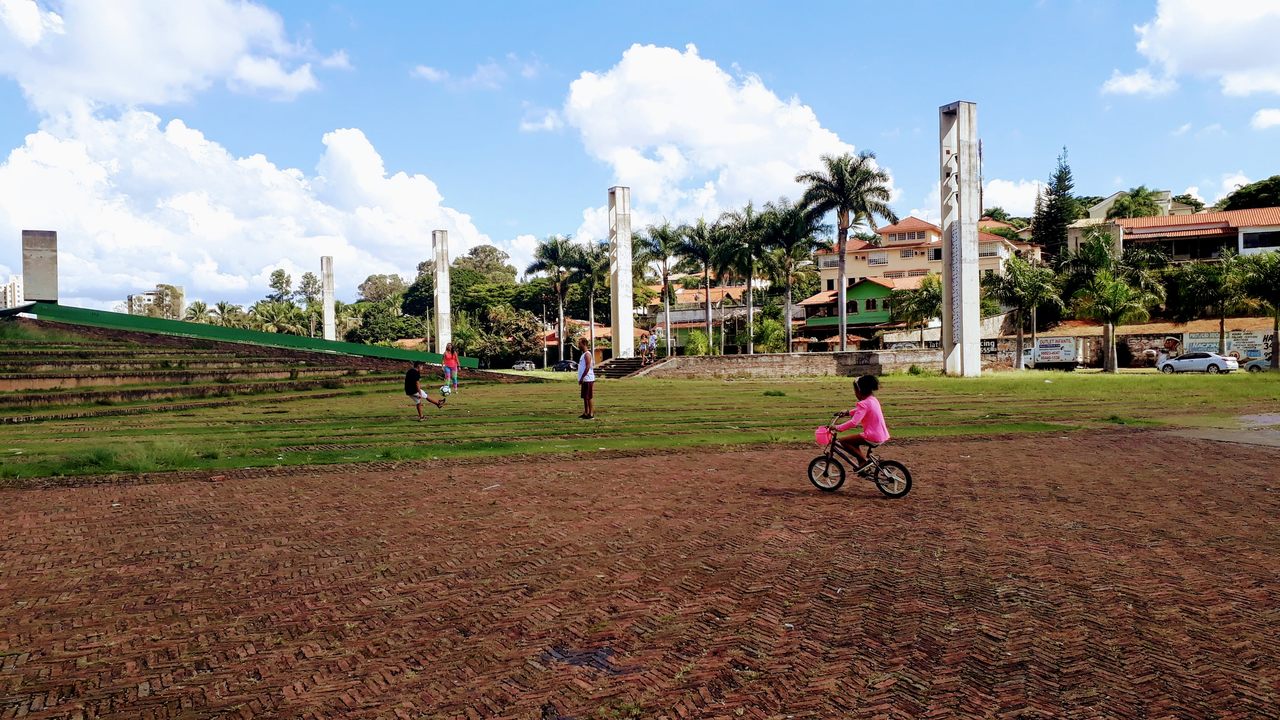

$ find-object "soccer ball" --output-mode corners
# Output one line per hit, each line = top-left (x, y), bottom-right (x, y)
(440, 385), (452, 396)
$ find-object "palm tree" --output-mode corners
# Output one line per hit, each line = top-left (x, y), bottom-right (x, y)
(1106, 186), (1162, 219)
(716, 202), (768, 354)
(1075, 271), (1157, 373)
(250, 300), (305, 335)
(526, 235), (575, 361)
(760, 197), (827, 351)
(211, 301), (243, 328)
(569, 240), (610, 352)
(988, 256), (1063, 369)
(183, 300), (212, 323)
(1057, 226), (1166, 307)
(677, 219), (720, 348)
(1166, 251), (1245, 354)
(1241, 252), (1280, 369)
(797, 151), (899, 350)
(889, 274), (943, 345)
(642, 223), (682, 357)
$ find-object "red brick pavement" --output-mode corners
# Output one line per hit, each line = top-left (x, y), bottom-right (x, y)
(1, 431), (1277, 719)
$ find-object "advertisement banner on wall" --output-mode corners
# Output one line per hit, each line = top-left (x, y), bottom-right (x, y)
(1184, 330), (1275, 360)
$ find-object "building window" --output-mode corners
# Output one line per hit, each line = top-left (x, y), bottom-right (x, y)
(868, 252), (888, 266)
(979, 244), (999, 258)
(899, 249), (914, 259)
(883, 270), (906, 278)
(820, 256), (839, 268)
(826, 279), (834, 291)
(865, 298), (878, 311)
(928, 248), (942, 261)
(907, 269), (929, 277)
(1243, 231), (1280, 250)
(848, 300), (859, 314)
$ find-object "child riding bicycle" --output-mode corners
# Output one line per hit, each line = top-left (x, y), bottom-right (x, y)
(831, 375), (890, 468)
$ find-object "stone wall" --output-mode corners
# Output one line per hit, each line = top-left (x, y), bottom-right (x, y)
(632, 349), (944, 379)
(835, 349), (944, 376)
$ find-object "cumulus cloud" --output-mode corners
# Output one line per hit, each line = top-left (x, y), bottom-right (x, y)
(982, 179), (1045, 217)
(320, 50), (352, 70)
(1251, 108), (1280, 129)
(1215, 171), (1250, 201)
(0, 0), (335, 110)
(1105, 0), (1280, 97)
(562, 44), (883, 236)
(0, 111), (517, 306)
(411, 54), (541, 91)
(519, 106), (563, 133)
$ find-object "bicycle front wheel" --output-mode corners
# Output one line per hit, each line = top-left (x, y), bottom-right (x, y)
(874, 460), (912, 498)
(808, 456), (846, 492)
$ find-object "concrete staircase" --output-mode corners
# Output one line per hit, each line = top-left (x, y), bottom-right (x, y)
(595, 357), (668, 379)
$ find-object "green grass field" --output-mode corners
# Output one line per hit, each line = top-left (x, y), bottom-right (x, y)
(4, 370), (1278, 484)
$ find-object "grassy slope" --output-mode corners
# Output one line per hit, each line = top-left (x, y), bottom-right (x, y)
(3, 371), (1278, 482)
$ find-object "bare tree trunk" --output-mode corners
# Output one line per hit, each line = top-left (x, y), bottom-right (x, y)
(1219, 311), (1226, 355)
(1016, 308), (1025, 370)
(588, 289), (596, 358)
(746, 260), (754, 355)
(836, 212), (849, 352)
(719, 301), (726, 355)
(785, 280), (794, 353)
(663, 267), (673, 358)
(1031, 305), (1038, 355)
(557, 288), (565, 362)
(1107, 322), (1117, 373)
(704, 268), (713, 350)
(1273, 307), (1279, 370)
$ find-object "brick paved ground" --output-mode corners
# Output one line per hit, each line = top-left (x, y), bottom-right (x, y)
(2, 430), (1278, 719)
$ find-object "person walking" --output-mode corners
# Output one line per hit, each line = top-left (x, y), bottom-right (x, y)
(577, 336), (596, 419)
(442, 342), (461, 393)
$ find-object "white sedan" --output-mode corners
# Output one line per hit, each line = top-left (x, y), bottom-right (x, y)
(1159, 352), (1239, 374)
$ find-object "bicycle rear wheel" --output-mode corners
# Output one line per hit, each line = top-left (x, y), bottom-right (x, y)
(808, 456), (846, 492)
(873, 460), (912, 498)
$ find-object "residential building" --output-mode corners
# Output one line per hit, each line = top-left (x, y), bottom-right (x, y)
(798, 276), (925, 349)
(0, 274), (23, 309)
(127, 284), (185, 319)
(1085, 189), (1197, 220)
(1066, 207), (1280, 260)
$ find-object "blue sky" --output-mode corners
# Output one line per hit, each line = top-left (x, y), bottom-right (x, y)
(1, 0), (1278, 307)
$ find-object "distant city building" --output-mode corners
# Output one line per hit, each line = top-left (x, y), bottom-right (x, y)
(127, 284), (184, 320)
(0, 274), (24, 309)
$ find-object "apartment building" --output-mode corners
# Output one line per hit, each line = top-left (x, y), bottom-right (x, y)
(0, 274), (24, 309)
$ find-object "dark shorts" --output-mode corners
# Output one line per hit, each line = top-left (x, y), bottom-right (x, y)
(580, 381), (594, 400)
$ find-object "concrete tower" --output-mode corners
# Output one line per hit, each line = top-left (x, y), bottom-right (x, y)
(21, 230), (58, 303)
(939, 101), (981, 377)
(320, 256), (336, 341)
(432, 230), (451, 353)
(608, 187), (634, 359)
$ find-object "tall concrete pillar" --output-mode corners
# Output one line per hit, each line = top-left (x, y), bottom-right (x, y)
(608, 187), (634, 359)
(320, 256), (336, 341)
(939, 101), (981, 377)
(432, 230), (451, 353)
(21, 230), (58, 302)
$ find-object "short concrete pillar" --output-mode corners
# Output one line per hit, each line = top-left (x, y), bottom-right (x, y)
(432, 230), (451, 353)
(608, 187), (634, 359)
(939, 102), (981, 377)
(21, 230), (58, 303)
(320, 256), (336, 341)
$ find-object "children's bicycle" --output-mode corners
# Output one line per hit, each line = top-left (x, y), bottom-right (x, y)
(808, 414), (912, 498)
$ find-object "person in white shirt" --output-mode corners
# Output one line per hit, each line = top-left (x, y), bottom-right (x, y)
(577, 336), (596, 419)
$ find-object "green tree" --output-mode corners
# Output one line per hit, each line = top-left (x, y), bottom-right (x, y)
(525, 235), (576, 361)
(796, 151), (898, 350)
(250, 300), (305, 335)
(1106, 185), (1162, 219)
(211, 301), (244, 328)
(987, 256), (1063, 368)
(1165, 252), (1246, 354)
(296, 272), (323, 306)
(760, 197), (826, 351)
(1074, 272), (1156, 373)
(145, 284), (185, 320)
(358, 274), (408, 303)
(1057, 226), (1166, 309)
(1172, 193), (1205, 212)
(1217, 175), (1280, 211)
(676, 219), (721, 347)
(267, 269), (292, 303)
(454, 245), (518, 284)
(469, 304), (544, 364)
(345, 301), (421, 345)
(568, 241), (609, 350)
(642, 223), (682, 358)
(1240, 252), (1280, 369)
(183, 300), (211, 323)
(716, 202), (768, 354)
(1031, 148), (1082, 256)
(685, 329), (711, 356)
(889, 274), (943, 344)
(983, 206), (1011, 222)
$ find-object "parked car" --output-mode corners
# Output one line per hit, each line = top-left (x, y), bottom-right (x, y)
(552, 360), (578, 372)
(511, 360), (536, 371)
(1243, 358), (1274, 373)
(1158, 352), (1239, 374)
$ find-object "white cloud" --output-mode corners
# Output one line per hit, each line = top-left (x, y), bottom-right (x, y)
(0, 110), (512, 307)
(320, 50), (352, 70)
(412, 54), (542, 91)
(1182, 185), (1203, 202)
(906, 183), (942, 226)
(1171, 122), (1192, 136)
(0, 0), (329, 110)
(1251, 108), (1280, 129)
(519, 106), (563, 133)
(1108, 0), (1280, 97)
(1215, 171), (1250, 201)
(982, 178), (1045, 217)
(562, 44), (880, 232)
(411, 65), (448, 82)
(1101, 68), (1176, 96)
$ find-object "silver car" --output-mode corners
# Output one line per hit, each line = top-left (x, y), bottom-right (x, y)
(1158, 352), (1239, 374)
(511, 360), (536, 371)
(1243, 358), (1274, 373)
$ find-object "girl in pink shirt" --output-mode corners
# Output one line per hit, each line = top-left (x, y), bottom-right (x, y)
(834, 375), (890, 468)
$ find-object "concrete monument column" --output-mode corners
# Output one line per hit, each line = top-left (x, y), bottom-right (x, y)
(320, 256), (336, 341)
(21, 230), (58, 303)
(432, 230), (451, 353)
(939, 101), (981, 377)
(608, 187), (635, 359)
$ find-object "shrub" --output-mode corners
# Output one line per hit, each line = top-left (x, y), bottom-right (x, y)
(685, 330), (710, 356)
(763, 389), (786, 397)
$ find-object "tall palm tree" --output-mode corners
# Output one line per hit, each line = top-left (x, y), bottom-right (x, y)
(250, 300), (305, 335)
(760, 197), (827, 351)
(1075, 271), (1157, 373)
(211, 301), (243, 328)
(988, 256), (1063, 369)
(1166, 251), (1245, 354)
(717, 202), (768, 354)
(183, 300), (212, 323)
(642, 223), (682, 358)
(1106, 186), (1162, 219)
(889, 274), (943, 345)
(1241, 252), (1280, 369)
(526, 235), (576, 361)
(677, 219), (720, 348)
(569, 240), (610, 352)
(797, 151), (898, 350)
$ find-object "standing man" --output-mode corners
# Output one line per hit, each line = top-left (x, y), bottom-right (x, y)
(405, 360), (445, 420)
(577, 336), (596, 420)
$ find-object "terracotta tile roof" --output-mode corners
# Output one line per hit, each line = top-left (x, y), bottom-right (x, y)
(1128, 228), (1237, 240)
(978, 231), (1015, 244)
(979, 218), (1016, 230)
(877, 216), (942, 235)
(815, 239), (873, 255)
(675, 285), (746, 304)
(856, 276), (926, 291)
(1117, 207), (1280, 230)
(798, 290), (838, 306)
(1037, 316), (1275, 338)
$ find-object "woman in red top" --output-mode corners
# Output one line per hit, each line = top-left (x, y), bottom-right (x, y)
(442, 343), (460, 392)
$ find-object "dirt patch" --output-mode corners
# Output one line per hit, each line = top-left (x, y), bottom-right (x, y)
(1, 431), (1277, 718)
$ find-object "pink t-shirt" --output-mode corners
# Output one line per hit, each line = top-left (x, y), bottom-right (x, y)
(835, 395), (890, 443)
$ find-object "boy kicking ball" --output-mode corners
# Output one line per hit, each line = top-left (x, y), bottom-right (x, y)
(404, 360), (445, 420)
